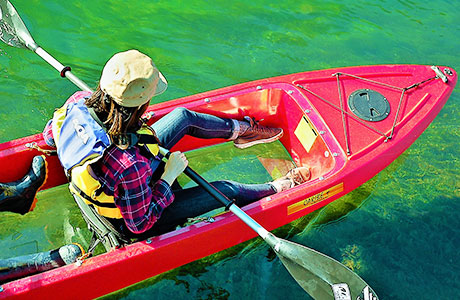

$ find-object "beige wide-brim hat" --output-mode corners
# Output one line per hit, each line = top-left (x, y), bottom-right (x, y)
(100, 49), (168, 107)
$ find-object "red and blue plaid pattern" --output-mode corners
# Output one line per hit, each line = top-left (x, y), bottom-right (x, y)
(97, 145), (174, 233)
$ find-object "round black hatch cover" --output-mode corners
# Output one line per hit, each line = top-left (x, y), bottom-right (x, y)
(348, 89), (390, 122)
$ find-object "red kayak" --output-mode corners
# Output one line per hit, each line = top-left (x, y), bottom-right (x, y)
(0, 64), (456, 299)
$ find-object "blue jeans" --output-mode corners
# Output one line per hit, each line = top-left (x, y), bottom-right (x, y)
(147, 108), (277, 235)
(151, 107), (236, 149)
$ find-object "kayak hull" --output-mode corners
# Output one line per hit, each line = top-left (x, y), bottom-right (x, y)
(0, 64), (456, 299)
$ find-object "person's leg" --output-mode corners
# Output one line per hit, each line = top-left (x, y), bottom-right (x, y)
(128, 166), (310, 239)
(147, 180), (277, 235)
(151, 107), (283, 150)
(151, 166), (311, 234)
(0, 155), (47, 214)
(151, 107), (235, 149)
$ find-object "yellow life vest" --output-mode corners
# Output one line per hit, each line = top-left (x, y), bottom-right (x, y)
(68, 127), (160, 219)
(69, 163), (124, 219)
(52, 97), (159, 219)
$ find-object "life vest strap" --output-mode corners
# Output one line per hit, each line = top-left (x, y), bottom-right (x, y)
(126, 133), (159, 146)
(70, 182), (117, 208)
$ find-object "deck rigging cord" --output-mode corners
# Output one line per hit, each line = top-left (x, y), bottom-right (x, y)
(297, 71), (439, 155)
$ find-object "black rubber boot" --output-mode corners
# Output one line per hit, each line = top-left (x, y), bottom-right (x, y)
(0, 155), (47, 215)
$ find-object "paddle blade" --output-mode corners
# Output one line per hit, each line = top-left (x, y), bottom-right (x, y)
(0, 0), (36, 49)
(274, 238), (378, 300)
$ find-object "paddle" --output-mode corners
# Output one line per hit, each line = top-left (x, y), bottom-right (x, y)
(159, 147), (378, 300)
(0, 1), (379, 298)
(0, 0), (91, 91)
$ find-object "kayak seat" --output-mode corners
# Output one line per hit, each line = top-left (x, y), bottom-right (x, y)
(72, 192), (129, 253)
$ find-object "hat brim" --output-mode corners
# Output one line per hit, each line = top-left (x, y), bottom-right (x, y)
(154, 71), (168, 96)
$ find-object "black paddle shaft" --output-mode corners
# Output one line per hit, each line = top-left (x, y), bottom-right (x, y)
(183, 168), (234, 210)
(161, 148), (234, 209)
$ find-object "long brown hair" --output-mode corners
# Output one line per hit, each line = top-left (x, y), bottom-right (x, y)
(85, 85), (149, 147)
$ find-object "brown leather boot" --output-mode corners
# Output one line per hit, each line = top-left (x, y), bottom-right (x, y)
(0, 155), (47, 215)
(234, 117), (283, 149)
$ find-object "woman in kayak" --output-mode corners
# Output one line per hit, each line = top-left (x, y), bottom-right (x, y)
(1, 50), (310, 238)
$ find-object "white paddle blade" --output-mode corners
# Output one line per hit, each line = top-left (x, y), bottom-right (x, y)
(274, 238), (379, 300)
(0, 0), (36, 49)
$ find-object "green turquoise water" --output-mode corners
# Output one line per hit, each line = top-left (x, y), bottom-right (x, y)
(0, 0), (459, 299)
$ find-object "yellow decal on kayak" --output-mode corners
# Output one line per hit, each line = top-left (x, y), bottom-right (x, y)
(287, 182), (344, 215)
(294, 116), (317, 153)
